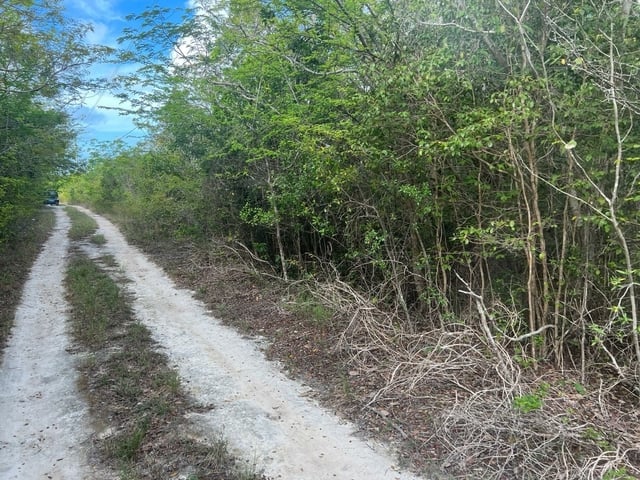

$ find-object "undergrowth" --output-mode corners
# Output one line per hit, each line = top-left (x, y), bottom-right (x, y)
(306, 277), (640, 479)
(73, 208), (640, 478)
(126, 235), (640, 480)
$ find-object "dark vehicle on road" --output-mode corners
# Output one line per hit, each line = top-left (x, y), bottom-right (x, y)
(44, 190), (59, 205)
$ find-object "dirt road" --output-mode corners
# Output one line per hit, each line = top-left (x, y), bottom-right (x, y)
(1, 206), (424, 480)
(0, 208), (98, 479)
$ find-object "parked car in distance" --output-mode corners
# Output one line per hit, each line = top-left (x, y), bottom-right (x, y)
(44, 190), (59, 205)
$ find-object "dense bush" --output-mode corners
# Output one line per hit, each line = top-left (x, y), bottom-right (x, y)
(65, 0), (640, 380)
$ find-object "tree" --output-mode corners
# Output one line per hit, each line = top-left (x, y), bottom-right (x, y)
(0, 0), (107, 242)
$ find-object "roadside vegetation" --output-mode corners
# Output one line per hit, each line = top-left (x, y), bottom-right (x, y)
(62, 1), (640, 478)
(0, 0), (107, 246)
(65, 214), (265, 480)
(0, 0), (106, 350)
(124, 225), (640, 480)
(0, 208), (55, 352)
(2, 0), (639, 478)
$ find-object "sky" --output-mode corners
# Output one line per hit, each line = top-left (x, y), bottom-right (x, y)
(61, 0), (196, 154)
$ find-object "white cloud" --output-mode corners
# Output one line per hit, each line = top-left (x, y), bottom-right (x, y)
(93, 94), (135, 132)
(171, 0), (228, 67)
(66, 0), (119, 21)
(71, 92), (141, 153)
(66, 0), (209, 149)
(171, 35), (208, 67)
(188, 0), (219, 9)
(74, 92), (136, 134)
(84, 21), (110, 45)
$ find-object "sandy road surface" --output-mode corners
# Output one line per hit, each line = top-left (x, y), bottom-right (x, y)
(77, 206), (424, 480)
(0, 208), (98, 479)
(0, 205), (425, 479)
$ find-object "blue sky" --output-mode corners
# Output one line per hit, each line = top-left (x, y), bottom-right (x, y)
(62, 0), (194, 153)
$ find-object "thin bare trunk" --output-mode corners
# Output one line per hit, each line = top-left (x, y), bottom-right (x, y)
(608, 30), (640, 368)
(553, 196), (569, 367)
(266, 161), (288, 282)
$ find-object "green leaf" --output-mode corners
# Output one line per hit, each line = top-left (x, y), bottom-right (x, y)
(573, 382), (586, 395)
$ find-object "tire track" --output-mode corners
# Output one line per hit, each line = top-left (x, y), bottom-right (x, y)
(0, 208), (97, 480)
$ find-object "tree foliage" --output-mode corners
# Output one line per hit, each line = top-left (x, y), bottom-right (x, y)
(0, 0), (106, 243)
(67, 0), (640, 385)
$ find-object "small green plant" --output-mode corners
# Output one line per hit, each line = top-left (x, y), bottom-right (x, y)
(338, 368), (354, 399)
(288, 290), (334, 327)
(91, 233), (106, 245)
(513, 344), (536, 369)
(513, 393), (543, 413)
(513, 383), (549, 413)
(98, 255), (118, 268)
(582, 426), (603, 441)
(114, 418), (149, 460)
(572, 382), (587, 395)
(114, 375), (143, 401)
(582, 426), (613, 450)
(153, 370), (181, 393)
(138, 397), (171, 416)
(116, 463), (139, 480)
(603, 467), (635, 480)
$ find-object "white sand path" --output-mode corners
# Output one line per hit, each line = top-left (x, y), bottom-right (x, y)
(0, 208), (100, 480)
(78, 206), (425, 480)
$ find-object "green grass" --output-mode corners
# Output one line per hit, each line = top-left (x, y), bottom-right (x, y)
(65, 206), (99, 240)
(91, 233), (107, 245)
(114, 418), (150, 461)
(0, 208), (56, 352)
(98, 255), (119, 268)
(66, 256), (127, 346)
(287, 290), (335, 327)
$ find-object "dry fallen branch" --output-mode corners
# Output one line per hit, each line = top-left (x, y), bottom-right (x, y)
(220, 241), (279, 279)
(303, 272), (640, 479)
